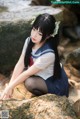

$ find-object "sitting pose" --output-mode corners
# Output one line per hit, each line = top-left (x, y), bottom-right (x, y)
(0, 13), (69, 100)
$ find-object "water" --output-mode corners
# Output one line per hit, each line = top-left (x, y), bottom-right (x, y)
(0, 0), (62, 22)
(0, 0), (31, 11)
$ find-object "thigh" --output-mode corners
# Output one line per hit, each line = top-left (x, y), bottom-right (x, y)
(24, 76), (48, 93)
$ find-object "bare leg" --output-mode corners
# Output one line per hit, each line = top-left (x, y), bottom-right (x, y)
(24, 76), (48, 96)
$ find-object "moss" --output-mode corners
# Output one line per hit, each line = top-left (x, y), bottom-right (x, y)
(0, 21), (32, 76)
(0, 6), (8, 13)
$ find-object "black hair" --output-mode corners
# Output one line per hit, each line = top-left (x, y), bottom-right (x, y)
(32, 13), (55, 42)
(24, 13), (61, 79)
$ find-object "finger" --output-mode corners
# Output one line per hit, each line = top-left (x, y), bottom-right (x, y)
(0, 92), (7, 100)
(3, 95), (9, 100)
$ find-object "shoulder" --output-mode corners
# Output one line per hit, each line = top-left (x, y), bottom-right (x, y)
(39, 42), (54, 56)
(32, 42), (55, 58)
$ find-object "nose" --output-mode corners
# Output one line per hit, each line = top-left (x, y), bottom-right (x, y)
(33, 31), (37, 38)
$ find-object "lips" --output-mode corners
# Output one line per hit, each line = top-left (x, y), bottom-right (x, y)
(32, 37), (36, 41)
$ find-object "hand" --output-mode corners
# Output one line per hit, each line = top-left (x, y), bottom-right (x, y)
(0, 85), (13, 100)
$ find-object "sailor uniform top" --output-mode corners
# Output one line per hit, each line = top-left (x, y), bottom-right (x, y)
(21, 37), (69, 97)
(22, 37), (55, 80)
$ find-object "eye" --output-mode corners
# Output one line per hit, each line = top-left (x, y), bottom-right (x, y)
(32, 27), (36, 31)
(38, 32), (42, 36)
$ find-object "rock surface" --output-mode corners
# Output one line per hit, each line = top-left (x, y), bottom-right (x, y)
(73, 99), (80, 118)
(0, 94), (77, 119)
(30, 0), (51, 5)
(65, 48), (80, 69)
(0, 74), (79, 119)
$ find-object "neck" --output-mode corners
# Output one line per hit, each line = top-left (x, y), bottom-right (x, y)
(33, 41), (46, 49)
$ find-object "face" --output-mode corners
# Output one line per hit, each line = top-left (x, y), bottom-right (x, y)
(31, 27), (43, 44)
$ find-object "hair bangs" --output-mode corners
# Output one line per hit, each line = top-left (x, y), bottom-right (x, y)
(33, 19), (53, 37)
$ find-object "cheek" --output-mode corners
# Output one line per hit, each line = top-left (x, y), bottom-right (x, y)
(37, 35), (42, 41)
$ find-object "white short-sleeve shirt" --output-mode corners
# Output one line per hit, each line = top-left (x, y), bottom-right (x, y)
(22, 37), (55, 80)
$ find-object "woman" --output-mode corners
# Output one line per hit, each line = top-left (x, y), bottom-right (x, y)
(0, 13), (69, 100)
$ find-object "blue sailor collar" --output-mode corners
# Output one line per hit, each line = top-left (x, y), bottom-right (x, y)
(31, 42), (54, 58)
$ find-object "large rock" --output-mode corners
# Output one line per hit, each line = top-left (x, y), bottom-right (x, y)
(0, 6), (8, 13)
(30, 0), (51, 5)
(0, 6), (62, 75)
(66, 5), (80, 22)
(51, 5), (78, 27)
(51, 5), (79, 42)
(65, 48), (80, 69)
(0, 94), (77, 119)
(73, 99), (80, 118)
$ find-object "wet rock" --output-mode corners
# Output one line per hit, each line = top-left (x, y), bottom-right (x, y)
(62, 7), (77, 27)
(0, 6), (8, 13)
(64, 63), (80, 105)
(52, 5), (78, 27)
(0, 74), (9, 91)
(67, 5), (80, 22)
(65, 48), (80, 70)
(12, 83), (32, 100)
(30, 0), (51, 6)
(0, 0), (31, 12)
(0, 6), (62, 75)
(73, 99), (80, 118)
(0, 75), (33, 100)
(63, 25), (80, 42)
(69, 86), (80, 105)
(0, 94), (77, 119)
(51, 5), (79, 42)
(64, 63), (80, 78)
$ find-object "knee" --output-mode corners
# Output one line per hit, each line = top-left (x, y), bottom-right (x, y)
(24, 77), (36, 91)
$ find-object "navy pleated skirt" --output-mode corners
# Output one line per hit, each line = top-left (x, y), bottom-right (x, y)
(45, 68), (69, 97)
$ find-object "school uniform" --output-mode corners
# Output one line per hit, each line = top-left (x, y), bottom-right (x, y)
(22, 37), (69, 97)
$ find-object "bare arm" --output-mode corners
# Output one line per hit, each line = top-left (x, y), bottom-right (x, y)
(9, 37), (30, 85)
(9, 52), (55, 89)
(0, 52), (55, 100)
(0, 63), (42, 100)
(9, 53), (25, 85)
(9, 64), (41, 89)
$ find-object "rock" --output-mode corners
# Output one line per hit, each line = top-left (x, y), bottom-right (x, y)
(0, 74), (10, 103)
(65, 48), (80, 70)
(0, 6), (62, 75)
(0, 74), (9, 91)
(30, 0), (51, 5)
(0, 74), (6, 81)
(69, 80), (80, 89)
(66, 5), (80, 22)
(64, 63), (80, 104)
(0, 6), (8, 13)
(51, 5), (79, 42)
(64, 63), (80, 78)
(52, 5), (78, 27)
(69, 87), (80, 109)
(63, 25), (80, 42)
(60, 7), (79, 42)
(62, 6), (77, 27)
(0, 94), (77, 119)
(73, 99), (80, 118)
(64, 65), (71, 78)
(0, 76), (33, 100)
(12, 83), (33, 100)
